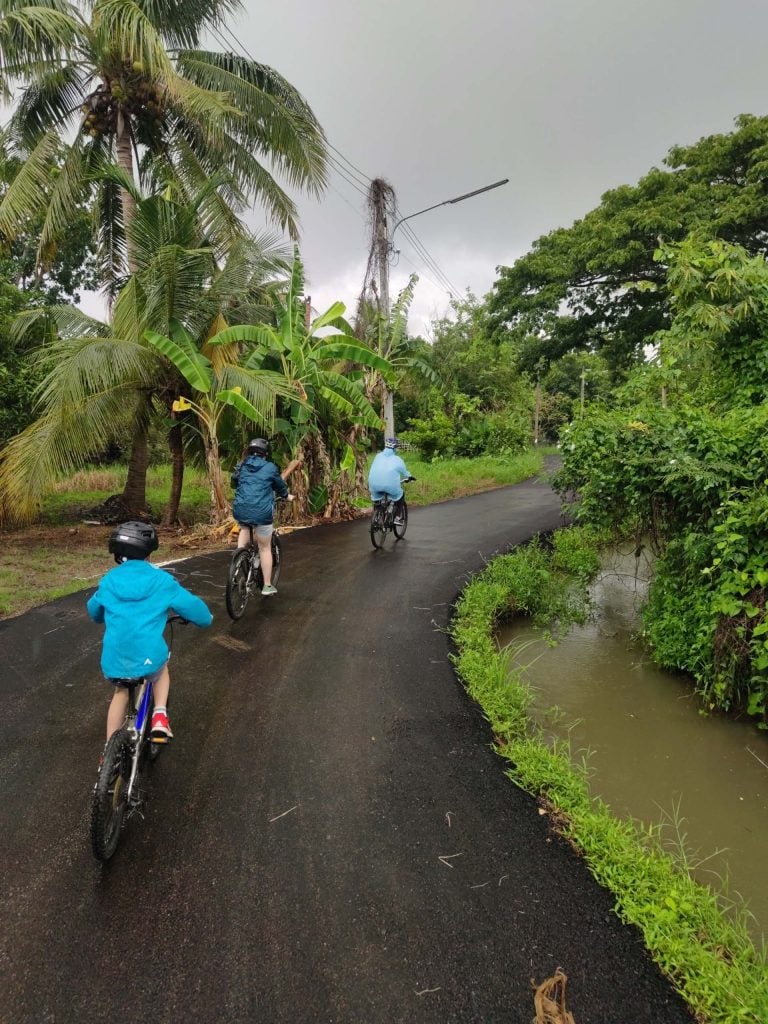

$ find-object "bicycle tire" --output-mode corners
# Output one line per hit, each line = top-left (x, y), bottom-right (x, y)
(226, 548), (251, 620)
(370, 507), (386, 549)
(91, 729), (132, 861)
(270, 533), (283, 586)
(393, 499), (408, 540)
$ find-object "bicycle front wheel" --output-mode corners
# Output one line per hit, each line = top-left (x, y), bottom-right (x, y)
(91, 729), (132, 861)
(393, 499), (408, 540)
(370, 507), (386, 549)
(226, 549), (251, 620)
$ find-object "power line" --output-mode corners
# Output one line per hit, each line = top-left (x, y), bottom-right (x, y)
(327, 155), (370, 199)
(209, 22), (374, 203)
(397, 219), (461, 300)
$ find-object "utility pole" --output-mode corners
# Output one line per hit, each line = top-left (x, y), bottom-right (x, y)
(358, 175), (509, 439)
(366, 179), (397, 436)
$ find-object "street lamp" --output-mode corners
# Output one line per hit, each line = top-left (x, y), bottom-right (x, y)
(391, 178), (509, 243)
(380, 176), (509, 435)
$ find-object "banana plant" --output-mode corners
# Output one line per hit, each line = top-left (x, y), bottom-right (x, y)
(146, 319), (297, 522)
(205, 253), (393, 516)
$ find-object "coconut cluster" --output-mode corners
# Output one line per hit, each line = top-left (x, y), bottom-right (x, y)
(81, 63), (165, 138)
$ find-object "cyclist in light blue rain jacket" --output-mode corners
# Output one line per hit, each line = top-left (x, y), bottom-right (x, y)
(231, 438), (293, 596)
(368, 437), (411, 524)
(87, 520), (212, 742)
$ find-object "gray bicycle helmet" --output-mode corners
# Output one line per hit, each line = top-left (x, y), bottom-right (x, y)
(384, 437), (399, 449)
(108, 520), (159, 563)
(248, 437), (270, 456)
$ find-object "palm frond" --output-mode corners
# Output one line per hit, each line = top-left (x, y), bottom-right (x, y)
(36, 135), (94, 265)
(12, 303), (107, 344)
(0, 0), (83, 76)
(175, 50), (327, 195)
(110, 272), (146, 342)
(8, 61), (86, 145)
(0, 130), (59, 239)
(122, 0), (242, 49)
(35, 333), (160, 408)
(96, 173), (128, 299)
(0, 388), (144, 524)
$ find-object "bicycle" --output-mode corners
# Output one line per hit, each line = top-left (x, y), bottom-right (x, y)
(90, 616), (186, 862)
(225, 502), (284, 620)
(370, 477), (415, 549)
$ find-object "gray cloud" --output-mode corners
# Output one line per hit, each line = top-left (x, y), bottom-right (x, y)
(214, 1), (768, 330)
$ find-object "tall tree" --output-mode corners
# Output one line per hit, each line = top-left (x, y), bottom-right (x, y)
(488, 113), (768, 377)
(0, 179), (290, 524)
(0, 0), (328, 290)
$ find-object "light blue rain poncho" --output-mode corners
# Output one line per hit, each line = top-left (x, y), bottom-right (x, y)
(368, 447), (410, 501)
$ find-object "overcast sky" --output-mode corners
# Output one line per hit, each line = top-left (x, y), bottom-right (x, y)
(197, 0), (765, 335)
(79, 1), (765, 334)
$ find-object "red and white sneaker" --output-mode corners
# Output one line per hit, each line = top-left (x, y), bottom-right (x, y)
(151, 710), (173, 742)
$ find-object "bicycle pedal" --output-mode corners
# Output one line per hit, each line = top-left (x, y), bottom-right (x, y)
(150, 735), (171, 745)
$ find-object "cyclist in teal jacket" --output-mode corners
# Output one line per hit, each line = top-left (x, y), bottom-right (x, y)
(231, 438), (293, 595)
(368, 437), (412, 524)
(87, 521), (212, 741)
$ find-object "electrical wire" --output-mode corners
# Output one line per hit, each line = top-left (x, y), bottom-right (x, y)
(210, 22), (374, 202)
(396, 218), (461, 301)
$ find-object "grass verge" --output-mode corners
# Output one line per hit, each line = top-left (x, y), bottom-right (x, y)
(451, 528), (768, 1024)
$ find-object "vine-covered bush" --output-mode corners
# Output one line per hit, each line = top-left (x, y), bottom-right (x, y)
(555, 405), (768, 722)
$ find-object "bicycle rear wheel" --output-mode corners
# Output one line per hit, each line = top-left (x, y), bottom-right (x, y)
(393, 499), (408, 540)
(270, 533), (283, 586)
(226, 548), (251, 620)
(91, 729), (132, 861)
(370, 506), (386, 549)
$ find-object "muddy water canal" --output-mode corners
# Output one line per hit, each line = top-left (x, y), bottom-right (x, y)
(498, 546), (768, 940)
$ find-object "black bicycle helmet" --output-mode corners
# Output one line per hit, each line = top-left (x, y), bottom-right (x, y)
(108, 520), (159, 563)
(248, 437), (269, 456)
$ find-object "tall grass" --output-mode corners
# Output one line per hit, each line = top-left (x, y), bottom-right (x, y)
(43, 464), (210, 524)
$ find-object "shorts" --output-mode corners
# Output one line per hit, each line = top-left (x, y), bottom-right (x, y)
(108, 660), (169, 688)
(239, 522), (273, 539)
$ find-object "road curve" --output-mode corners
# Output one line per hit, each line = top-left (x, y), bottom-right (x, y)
(1, 470), (693, 1024)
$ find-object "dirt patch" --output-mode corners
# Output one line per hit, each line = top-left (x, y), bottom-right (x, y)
(0, 523), (231, 620)
(0, 512), (370, 621)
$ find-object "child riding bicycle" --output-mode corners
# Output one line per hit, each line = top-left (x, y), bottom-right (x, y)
(87, 521), (213, 742)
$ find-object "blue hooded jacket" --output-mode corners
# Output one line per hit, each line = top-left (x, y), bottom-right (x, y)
(87, 560), (212, 679)
(231, 454), (288, 525)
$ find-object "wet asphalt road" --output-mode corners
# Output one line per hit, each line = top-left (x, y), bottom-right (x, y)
(1, 472), (694, 1024)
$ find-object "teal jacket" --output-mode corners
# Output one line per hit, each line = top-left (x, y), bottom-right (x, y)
(231, 454), (288, 525)
(87, 560), (212, 679)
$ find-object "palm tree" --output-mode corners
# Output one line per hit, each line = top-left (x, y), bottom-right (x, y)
(0, 0), (327, 289)
(0, 178), (291, 524)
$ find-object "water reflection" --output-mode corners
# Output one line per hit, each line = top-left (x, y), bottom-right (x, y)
(498, 545), (768, 941)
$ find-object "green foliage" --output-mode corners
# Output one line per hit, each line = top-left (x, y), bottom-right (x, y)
(556, 401), (768, 721)
(397, 292), (536, 455)
(452, 542), (768, 1024)
(489, 113), (768, 379)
